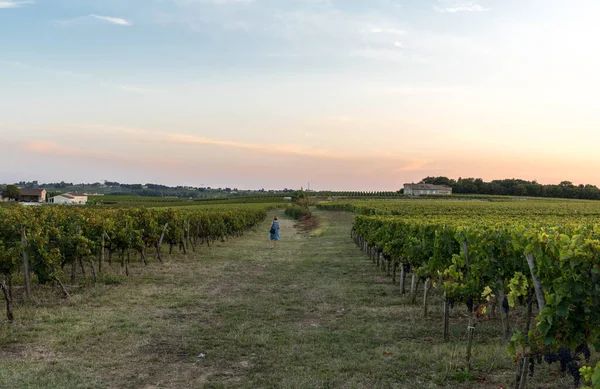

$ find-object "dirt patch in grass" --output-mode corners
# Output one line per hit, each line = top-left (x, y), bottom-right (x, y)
(0, 344), (25, 360)
(293, 210), (320, 232)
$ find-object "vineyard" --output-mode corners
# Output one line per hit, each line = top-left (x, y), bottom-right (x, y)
(318, 199), (600, 388)
(3, 197), (600, 388)
(0, 203), (276, 322)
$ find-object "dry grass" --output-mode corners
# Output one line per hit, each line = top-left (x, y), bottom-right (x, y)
(0, 211), (590, 388)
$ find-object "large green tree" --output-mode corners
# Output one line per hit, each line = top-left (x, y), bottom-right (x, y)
(292, 190), (310, 207)
(1, 185), (19, 201)
(420, 176), (456, 186)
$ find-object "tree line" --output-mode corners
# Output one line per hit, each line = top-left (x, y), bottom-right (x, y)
(419, 176), (600, 200)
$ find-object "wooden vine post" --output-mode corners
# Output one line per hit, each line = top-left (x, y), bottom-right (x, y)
(516, 355), (529, 389)
(99, 231), (105, 275)
(525, 254), (545, 311)
(410, 275), (419, 304)
(180, 220), (187, 254)
(155, 222), (168, 262)
(76, 226), (86, 276)
(423, 278), (430, 317)
(399, 264), (406, 294)
(54, 275), (71, 298)
(21, 228), (32, 298)
(443, 291), (450, 342)
(0, 279), (14, 323)
(466, 317), (475, 370)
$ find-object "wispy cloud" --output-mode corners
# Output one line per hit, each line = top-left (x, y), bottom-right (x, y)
(117, 85), (153, 94)
(90, 14), (132, 26)
(369, 28), (406, 35)
(0, 0), (34, 8)
(435, 3), (490, 13)
(56, 14), (133, 26)
(23, 140), (180, 170)
(166, 133), (346, 159)
(54, 124), (405, 162)
(1, 59), (153, 94)
(394, 158), (433, 172)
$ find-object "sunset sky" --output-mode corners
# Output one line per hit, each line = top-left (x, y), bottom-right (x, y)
(1, 0), (599, 190)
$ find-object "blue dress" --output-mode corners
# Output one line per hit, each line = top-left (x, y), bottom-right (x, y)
(270, 220), (280, 241)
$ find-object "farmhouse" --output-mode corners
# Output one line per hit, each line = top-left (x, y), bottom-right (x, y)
(49, 192), (88, 205)
(19, 188), (47, 203)
(404, 184), (452, 196)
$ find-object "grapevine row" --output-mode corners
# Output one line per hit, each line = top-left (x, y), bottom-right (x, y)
(0, 204), (275, 321)
(320, 198), (600, 387)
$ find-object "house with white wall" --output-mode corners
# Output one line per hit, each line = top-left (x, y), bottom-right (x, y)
(403, 184), (453, 196)
(49, 192), (88, 205)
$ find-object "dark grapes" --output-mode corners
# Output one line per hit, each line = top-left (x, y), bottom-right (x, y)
(566, 361), (580, 387)
(557, 347), (572, 373)
(576, 343), (591, 363)
(536, 353), (542, 365)
(502, 297), (509, 313)
(448, 298), (455, 309)
(583, 344), (591, 362)
(528, 356), (535, 377)
(466, 298), (474, 313)
(543, 352), (558, 364)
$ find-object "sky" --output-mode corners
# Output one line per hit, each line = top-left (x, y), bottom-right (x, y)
(1, 0), (599, 190)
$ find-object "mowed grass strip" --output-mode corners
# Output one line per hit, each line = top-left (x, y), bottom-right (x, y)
(0, 211), (586, 389)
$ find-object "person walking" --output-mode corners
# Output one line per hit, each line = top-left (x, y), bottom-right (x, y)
(269, 216), (280, 248)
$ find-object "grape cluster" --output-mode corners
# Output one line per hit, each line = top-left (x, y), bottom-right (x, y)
(466, 298), (474, 313)
(448, 298), (455, 309)
(501, 297), (509, 314)
(539, 348), (581, 386)
(566, 361), (581, 387)
(528, 356), (535, 377)
(576, 343), (591, 363)
(543, 351), (558, 364)
(557, 347), (572, 373)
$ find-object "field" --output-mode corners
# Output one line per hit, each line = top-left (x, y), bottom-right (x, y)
(1, 197), (599, 388)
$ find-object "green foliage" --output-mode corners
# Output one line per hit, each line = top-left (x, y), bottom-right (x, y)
(0, 204), (275, 287)
(285, 206), (310, 220)
(100, 273), (126, 285)
(88, 194), (286, 208)
(345, 198), (600, 364)
(291, 190), (310, 207)
(507, 272), (529, 308)
(580, 362), (600, 389)
(2, 185), (20, 201)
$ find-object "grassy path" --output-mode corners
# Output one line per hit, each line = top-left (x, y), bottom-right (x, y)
(1, 210), (564, 389)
